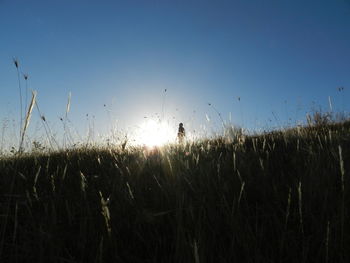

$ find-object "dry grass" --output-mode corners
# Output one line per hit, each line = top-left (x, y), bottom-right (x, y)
(0, 120), (349, 262)
(19, 91), (36, 153)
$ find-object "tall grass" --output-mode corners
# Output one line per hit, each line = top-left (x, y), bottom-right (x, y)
(12, 59), (38, 153)
(19, 91), (36, 153)
(13, 58), (23, 150)
(2, 59), (349, 262)
(0, 120), (349, 262)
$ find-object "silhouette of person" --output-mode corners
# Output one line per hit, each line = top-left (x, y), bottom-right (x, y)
(177, 123), (185, 143)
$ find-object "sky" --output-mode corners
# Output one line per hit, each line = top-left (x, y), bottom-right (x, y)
(1, 0), (350, 148)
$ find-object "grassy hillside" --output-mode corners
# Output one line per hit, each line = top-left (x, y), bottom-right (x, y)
(1, 121), (349, 262)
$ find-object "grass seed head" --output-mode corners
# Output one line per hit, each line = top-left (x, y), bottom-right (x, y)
(13, 57), (19, 68)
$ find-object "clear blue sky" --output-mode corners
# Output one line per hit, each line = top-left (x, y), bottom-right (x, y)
(1, 0), (350, 145)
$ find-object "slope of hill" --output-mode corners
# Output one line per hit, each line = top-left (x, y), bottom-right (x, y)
(1, 121), (349, 262)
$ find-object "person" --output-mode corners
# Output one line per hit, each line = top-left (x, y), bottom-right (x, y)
(177, 123), (185, 143)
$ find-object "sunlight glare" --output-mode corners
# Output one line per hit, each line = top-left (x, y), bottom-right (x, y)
(134, 119), (175, 147)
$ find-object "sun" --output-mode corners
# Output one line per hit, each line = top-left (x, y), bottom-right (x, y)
(133, 119), (175, 147)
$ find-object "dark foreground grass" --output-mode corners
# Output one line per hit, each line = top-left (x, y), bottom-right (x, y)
(1, 121), (350, 263)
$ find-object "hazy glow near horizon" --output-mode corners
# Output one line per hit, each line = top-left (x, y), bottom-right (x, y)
(133, 119), (175, 147)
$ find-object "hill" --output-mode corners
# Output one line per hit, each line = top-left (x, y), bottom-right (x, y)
(1, 121), (349, 262)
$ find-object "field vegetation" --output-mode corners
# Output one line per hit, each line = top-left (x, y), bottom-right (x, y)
(0, 116), (349, 262)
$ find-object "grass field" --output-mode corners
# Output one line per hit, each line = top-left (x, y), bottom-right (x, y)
(0, 120), (349, 262)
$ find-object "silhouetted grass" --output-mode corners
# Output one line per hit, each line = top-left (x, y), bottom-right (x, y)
(0, 121), (349, 262)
